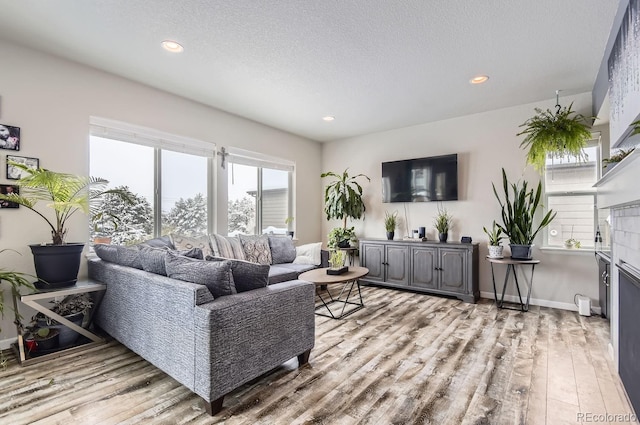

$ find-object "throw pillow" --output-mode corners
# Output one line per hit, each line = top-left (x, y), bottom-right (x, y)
(238, 234), (272, 265)
(165, 251), (236, 298)
(171, 234), (214, 258)
(268, 235), (296, 264)
(294, 242), (322, 266)
(206, 256), (269, 292)
(140, 235), (175, 249)
(138, 245), (203, 275)
(209, 233), (246, 260)
(94, 244), (143, 269)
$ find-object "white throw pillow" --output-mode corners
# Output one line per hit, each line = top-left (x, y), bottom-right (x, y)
(294, 242), (322, 266)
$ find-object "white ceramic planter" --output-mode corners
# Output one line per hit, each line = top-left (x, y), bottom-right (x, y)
(488, 245), (504, 258)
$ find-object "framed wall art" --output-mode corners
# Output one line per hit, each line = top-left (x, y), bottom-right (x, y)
(7, 155), (39, 180)
(0, 123), (20, 151)
(0, 184), (19, 208)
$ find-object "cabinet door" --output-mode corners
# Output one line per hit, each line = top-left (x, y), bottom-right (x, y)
(361, 243), (384, 282)
(439, 248), (467, 293)
(410, 247), (437, 289)
(385, 245), (409, 285)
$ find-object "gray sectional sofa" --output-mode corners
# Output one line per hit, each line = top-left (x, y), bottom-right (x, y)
(87, 234), (325, 415)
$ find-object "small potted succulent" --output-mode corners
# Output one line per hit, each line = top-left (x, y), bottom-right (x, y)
(483, 221), (504, 258)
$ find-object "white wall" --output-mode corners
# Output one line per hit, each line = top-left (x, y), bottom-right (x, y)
(0, 40), (323, 346)
(322, 92), (599, 310)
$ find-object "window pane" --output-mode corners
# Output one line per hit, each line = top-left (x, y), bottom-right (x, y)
(544, 146), (598, 193)
(89, 136), (155, 245)
(261, 168), (289, 234)
(546, 194), (595, 248)
(228, 164), (257, 235)
(162, 150), (208, 236)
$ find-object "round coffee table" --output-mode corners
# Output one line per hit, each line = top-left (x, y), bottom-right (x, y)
(299, 266), (369, 319)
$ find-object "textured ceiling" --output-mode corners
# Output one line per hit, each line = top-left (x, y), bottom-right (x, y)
(0, 1), (618, 142)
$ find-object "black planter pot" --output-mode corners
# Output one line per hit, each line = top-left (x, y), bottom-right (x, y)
(510, 244), (533, 260)
(30, 243), (85, 289)
(37, 312), (84, 347)
(439, 232), (448, 242)
(33, 329), (60, 351)
(337, 240), (351, 248)
(386, 231), (395, 240)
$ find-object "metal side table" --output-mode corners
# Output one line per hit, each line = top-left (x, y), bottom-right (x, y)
(487, 256), (540, 312)
(12, 280), (106, 366)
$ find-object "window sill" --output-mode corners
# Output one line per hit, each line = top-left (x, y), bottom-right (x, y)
(539, 246), (595, 255)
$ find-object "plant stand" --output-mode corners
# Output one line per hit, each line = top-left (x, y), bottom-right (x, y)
(11, 280), (107, 366)
(486, 256), (540, 312)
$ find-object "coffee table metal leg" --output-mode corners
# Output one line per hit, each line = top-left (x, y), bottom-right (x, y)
(315, 279), (364, 319)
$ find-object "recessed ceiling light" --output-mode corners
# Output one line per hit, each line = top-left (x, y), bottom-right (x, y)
(470, 75), (489, 84)
(161, 40), (184, 53)
(322, 116), (335, 122)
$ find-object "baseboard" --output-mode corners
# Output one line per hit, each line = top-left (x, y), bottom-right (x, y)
(0, 337), (16, 351)
(480, 292), (602, 315)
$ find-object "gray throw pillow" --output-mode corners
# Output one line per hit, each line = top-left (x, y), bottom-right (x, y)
(268, 236), (296, 264)
(138, 245), (203, 275)
(206, 256), (270, 292)
(165, 251), (236, 298)
(238, 234), (272, 265)
(94, 244), (143, 269)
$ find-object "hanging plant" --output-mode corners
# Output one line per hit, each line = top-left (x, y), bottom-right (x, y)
(517, 95), (594, 172)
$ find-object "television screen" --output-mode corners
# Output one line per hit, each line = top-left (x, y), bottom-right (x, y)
(382, 154), (458, 202)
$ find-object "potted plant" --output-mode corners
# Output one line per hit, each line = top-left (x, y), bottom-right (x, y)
(483, 221), (504, 258)
(433, 205), (453, 242)
(492, 168), (556, 260)
(284, 217), (295, 238)
(326, 250), (347, 275)
(29, 327), (60, 351)
(602, 147), (635, 170)
(328, 227), (356, 249)
(0, 250), (35, 368)
(321, 168), (370, 244)
(518, 99), (593, 172)
(0, 162), (132, 288)
(32, 293), (93, 347)
(563, 226), (581, 249)
(384, 211), (398, 240)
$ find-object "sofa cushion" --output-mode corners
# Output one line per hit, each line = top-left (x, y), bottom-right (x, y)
(206, 256), (270, 292)
(238, 234), (272, 265)
(293, 242), (323, 266)
(268, 236), (296, 264)
(275, 263), (318, 274)
(138, 245), (203, 275)
(268, 265), (299, 285)
(171, 234), (214, 258)
(94, 244), (143, 269)
(140, 235), (175, 249)
(210, 233), (246, 260)
(165, 251), (236, 298)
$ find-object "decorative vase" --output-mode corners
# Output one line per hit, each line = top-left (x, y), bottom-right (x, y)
(30, 243), (85, 289)
(386, 231), (394, 240)
(488, 245), (504, 259)
(439, 232), (448, 242)
(510, 244), (533, 260)
(287, 231), (295, 239)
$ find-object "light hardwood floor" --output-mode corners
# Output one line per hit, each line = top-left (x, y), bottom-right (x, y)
(0, 286), (635, 424)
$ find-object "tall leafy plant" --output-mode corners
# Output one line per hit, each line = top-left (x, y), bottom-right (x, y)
(0, 162), (132, 245)
(321, 169), (370, 229)
(518, 102), (593, 171)
(492, 169), (556, 245)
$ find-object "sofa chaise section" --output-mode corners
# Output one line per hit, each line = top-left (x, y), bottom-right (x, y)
(87, 256), (315, 415)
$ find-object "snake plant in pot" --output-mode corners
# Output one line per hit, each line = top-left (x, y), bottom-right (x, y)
(492, 169), (556, 260)
(0, 162), (132, 288)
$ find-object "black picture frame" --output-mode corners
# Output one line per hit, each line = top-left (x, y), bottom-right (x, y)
(0, 123), (20, 151)
(0, 184), (19, 208)
(7, 155), (39, 180)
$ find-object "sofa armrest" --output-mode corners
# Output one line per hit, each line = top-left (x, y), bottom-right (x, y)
(193, 279), (315, 401)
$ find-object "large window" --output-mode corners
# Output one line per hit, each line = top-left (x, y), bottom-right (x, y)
(544, 140), (600, 249)
(227, 150), (293, 236)
(89, 119), (214, 244)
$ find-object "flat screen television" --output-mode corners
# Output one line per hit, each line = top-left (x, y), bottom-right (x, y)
(382, 154), (458, 202)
